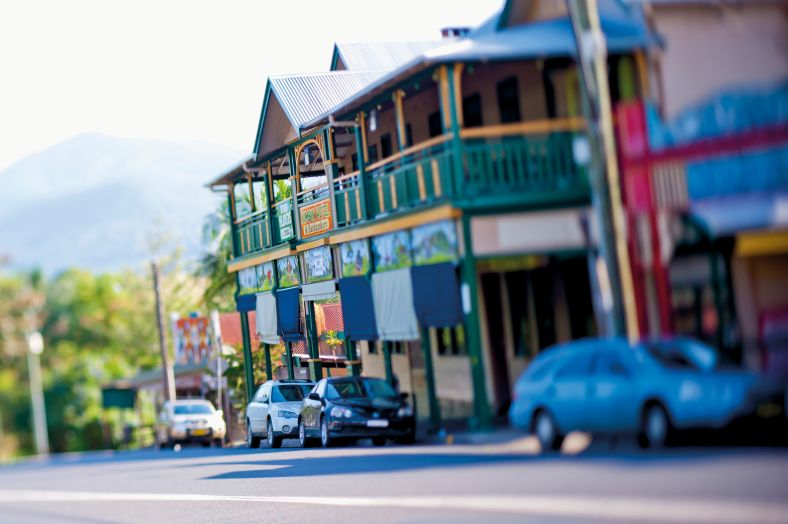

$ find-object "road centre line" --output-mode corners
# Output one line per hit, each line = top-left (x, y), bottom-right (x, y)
(0, 490), (786, 523)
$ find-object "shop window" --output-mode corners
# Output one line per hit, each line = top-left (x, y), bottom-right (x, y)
(233, 181), (253, 218)
(380, 133), (392, 158)
(351, 153), (358, 172)
(428, 111), (443, 138)
(368, 341), (379, 355)
(367, 144), (379, 164)
(436, 326), (466, 356)
(252, 179), (267, 212)
(496, 76), (521, 124)
(390, 341), (407, 355)
(462, 93), (483, 128)
(405, 124), (413, 147)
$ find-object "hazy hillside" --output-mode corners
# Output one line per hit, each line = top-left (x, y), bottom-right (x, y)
(0, 133), (244, 273)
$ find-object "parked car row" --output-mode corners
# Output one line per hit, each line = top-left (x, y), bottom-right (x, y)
(245, 377), (416, 449)
(508, 337), (783, 450)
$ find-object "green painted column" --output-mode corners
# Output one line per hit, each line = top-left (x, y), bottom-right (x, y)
(285, 342), (294, 379)
(262, 342), (272, 381)
(444, 63), (463, 197)
(383, 342), (394, 386)
(353, 119), (370, 220)
(420, 327), (442, 432)
(305, 301), (323, 381)
(460, 214), (492, 430)
(345, 338), (361, 377)
(239, 311), (255, 403)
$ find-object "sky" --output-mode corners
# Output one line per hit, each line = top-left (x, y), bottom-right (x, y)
(0, 0), (503, 171)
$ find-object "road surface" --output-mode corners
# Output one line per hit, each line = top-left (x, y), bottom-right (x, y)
(1, 435), (787, 523)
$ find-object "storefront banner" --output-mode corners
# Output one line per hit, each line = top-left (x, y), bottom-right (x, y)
(276, 200), (295, 241)
(412, 220), (458, 265)
(238, 267), (258, 295)
(300, 198), (333, 238)
(304, 245), (334, 283)
(372, 231), (412, 272)
(340, 239), (371, 277)
(276, 255), (301, 288)
(172, 316), (212, 364)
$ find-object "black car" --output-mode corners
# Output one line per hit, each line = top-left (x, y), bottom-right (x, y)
(298, 376), (416, 447)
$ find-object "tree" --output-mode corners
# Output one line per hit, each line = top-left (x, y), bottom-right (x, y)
(197, 201), (235, 312)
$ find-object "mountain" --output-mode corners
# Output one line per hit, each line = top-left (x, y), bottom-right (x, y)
(0, 133), (245, 273)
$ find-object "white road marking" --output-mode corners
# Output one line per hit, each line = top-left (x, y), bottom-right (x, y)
(0, 490), (786, 523)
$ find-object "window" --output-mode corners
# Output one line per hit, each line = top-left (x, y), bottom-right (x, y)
(368, 341), (379, 355)
(462, 93), (483, 128)
(253, 386), (267, 402)
(436, 326), (467, 356)
(428, 111), (443, 138)
(251, 179), (267, 212)
(315, 380), (327, 398)
(593, 351), (630, 376)
(556, 352), (594, 378)
(389, 341), (407, 355)
(496, 76), (521, 124)
(173, 403), (214, 415)
(271, 384), (312, 403)
(367, 144), (378, 164)
(233, 181), (252, 218)
(405, 124), (413, 148)
(380, 133), (392, 158)
(351, 153), (358, 171)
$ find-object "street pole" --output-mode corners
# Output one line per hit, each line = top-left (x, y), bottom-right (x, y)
(566, 0), (640, 341)
(210, 310), (223, 412)
(151, 260), (176, 402)
(26, 332), (49, 455)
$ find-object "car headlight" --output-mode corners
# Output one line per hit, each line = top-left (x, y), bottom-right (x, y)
(397, 405), (413, 417)
(277, 410), (298, 419)
(330, 407), (353, 418)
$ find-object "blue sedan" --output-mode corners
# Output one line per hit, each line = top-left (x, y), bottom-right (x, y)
(508, 337), (757, 450)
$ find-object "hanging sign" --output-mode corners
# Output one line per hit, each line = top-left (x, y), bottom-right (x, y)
(172, 316), (212, 364)
(340, 239), (371, 277)
(257, 261), (275, 292)
(300, 199), (333, 238)
(412, 220), (458, 265)
(276, 255), (301, 288)
(276, 201), (295, 241)
(304, 246), (334, 283)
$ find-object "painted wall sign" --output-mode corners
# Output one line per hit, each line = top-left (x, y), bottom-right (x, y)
(300, 199), (333, 238)
(372, 231), (412, 272)
(256, 261), (275, 292)
(276, 200), (295, 241)
(276, 255), (301, 288)
(304, 246), (334, 283)
(238, 267), (258, 295)
(172, 316), (212, 364)
(412, 220), (458, 265)
(341, 239), (371, 277)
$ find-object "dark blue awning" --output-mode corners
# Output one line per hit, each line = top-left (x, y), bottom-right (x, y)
(235, 293), (256, 313)
(411, 263), (464, 328)
(338, 276), (378, 341)
(276, 288), (304, 342)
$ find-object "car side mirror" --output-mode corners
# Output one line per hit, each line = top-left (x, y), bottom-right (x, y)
(308, 392), (320, 401)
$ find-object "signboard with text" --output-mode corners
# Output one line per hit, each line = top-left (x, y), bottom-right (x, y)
(299, 199), (332, 239)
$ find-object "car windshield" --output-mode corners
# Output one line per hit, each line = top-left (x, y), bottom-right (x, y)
(271, 385), (312, 403)
(328, 379), (398, 400)
(644, 340), (716, 371)
(173, 404), (213, 415)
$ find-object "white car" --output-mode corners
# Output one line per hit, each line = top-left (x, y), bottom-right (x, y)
(156, 399), (226, 448)
(246, 380), (314, 448)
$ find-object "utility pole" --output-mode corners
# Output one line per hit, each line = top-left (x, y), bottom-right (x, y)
(210, 310), (223, 413)
(566, 0), (640, 341)
(26, 332), (49, 455)
(151, 260), (176, 402)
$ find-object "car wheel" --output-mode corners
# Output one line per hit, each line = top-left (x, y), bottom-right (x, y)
(372, 437), (387, 447)
(298, 418), (311, 448)
(320, 416), (333, 448)
(640, 403), (670, 449)
(267, 418), (281, 449)
(246, 420), (262, 449)
(213, 438), (224, 448)
(534, 409), (563, 451)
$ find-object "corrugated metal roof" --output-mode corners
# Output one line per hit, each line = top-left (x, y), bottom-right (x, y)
(332, 41), (447, 71)
(269, 70), (388, 130)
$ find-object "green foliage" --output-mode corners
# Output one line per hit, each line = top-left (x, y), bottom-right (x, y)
(197, 201), (235, 312)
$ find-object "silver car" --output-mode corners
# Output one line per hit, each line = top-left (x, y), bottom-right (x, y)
(509, 337), (757, 451)
(156, 399), (226, 448)
(245, 380), (314, 448)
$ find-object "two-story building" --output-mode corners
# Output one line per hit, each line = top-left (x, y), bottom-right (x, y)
(208, 0), (655, 430)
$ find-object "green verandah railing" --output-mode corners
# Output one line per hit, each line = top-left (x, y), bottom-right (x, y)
(234, 211), (270, 257)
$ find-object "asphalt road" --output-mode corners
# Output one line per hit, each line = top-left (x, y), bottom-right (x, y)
(1, 435), (787, 524)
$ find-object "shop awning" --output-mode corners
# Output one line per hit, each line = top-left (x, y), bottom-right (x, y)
(371, 269), (420, 341)
(255, 292), (280, 345)
(235, 293), (256, 313)
(338, 276), (378, 341)
(689, 193), (788, 238)
(276, 287), (304, 342)
(302, 281), (337, 302)
(411, 263), (464, 328)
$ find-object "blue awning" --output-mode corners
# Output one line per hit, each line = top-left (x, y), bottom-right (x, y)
(689, 193), (788, 237)
(235, 293), (256, 313)
(276, 288), (304, 342)
(338, 276), (378, 341)
(411, 263), (464, 328)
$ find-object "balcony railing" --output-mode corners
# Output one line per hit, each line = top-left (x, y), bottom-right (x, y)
(232, 119), (590, 260)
